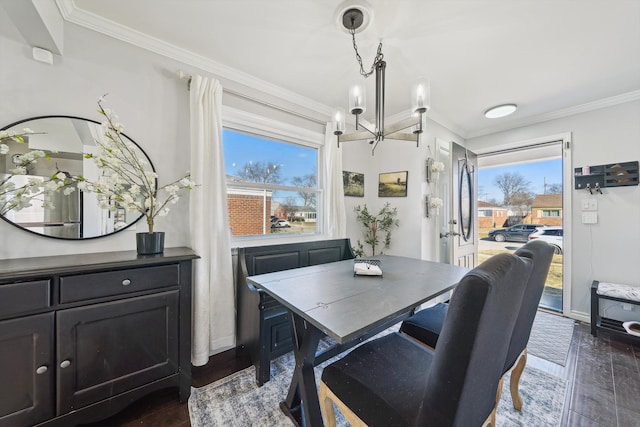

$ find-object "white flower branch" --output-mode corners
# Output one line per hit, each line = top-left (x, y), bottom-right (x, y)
(78, 96), (196, 233)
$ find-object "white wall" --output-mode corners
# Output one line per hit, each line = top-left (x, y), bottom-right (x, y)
(3, 9), (637, 322)
(341, 117), (464, 261)
(0, 16), (193, 259)
(466, 100), (640, 317)
(0, 13), (330, 260)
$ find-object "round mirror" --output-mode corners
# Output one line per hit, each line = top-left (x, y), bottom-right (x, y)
(0, 116), (154, 239)
(458, 160), (473, 241)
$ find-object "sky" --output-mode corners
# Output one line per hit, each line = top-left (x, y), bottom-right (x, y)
(222, 129), (316, 184)
(478, 159), (563, 204)
(223, 128), (563, 206)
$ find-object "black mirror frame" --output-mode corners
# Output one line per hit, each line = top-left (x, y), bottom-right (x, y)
(0, 115), (156, 240)
(458, 159), (473, 242)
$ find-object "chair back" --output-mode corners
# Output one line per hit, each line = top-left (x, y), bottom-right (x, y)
(505, 240), (555, 370)
(417, 253), (532, 426)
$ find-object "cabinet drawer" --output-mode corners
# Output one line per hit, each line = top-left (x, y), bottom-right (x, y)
(0, 280), (50, 317)
(60, 264), (179, 303)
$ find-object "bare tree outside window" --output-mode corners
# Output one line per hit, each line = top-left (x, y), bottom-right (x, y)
(545, 183), (563, 194)
(510, 191), (534, 216)
(238, 161), (283, 184)
(223, 129), (319, 237)
(291, 174), (317, 207)
(494, 172), (532, 205)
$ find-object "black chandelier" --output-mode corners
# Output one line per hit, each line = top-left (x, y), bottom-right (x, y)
(332, 7), (430, 155)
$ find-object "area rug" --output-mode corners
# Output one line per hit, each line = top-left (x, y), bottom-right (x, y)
(189, 342), (566, 427)
(527, 310), (575, 366)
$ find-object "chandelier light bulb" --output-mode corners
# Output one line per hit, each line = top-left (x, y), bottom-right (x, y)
(412, 77), (431, 114)
(349, 83), (366, 115)
(333, 108), (346, 135)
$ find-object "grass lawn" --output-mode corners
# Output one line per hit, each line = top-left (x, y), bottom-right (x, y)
(478, 250), (563, 289)
(478, 227), (563, 290)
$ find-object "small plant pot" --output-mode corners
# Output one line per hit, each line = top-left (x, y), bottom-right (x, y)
(136, 232), (165, 255)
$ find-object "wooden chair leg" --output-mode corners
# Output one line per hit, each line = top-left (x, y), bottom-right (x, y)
(319, 381), (368, 427)
(482, 412), (494, 427)
(509, 348), (528, 411)
(488, 376), (504, 427)
(319, 381), (338, 427)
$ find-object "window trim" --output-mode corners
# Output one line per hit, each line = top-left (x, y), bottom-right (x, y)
(223, 106), (324, 151)
(222, 106), (326, 243)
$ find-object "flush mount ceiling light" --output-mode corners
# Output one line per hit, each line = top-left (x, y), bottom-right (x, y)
(332, 2), (430, 155)
(484, 104), (517, 119)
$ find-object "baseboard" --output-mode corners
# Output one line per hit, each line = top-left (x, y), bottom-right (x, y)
(567, 310), (590, 324)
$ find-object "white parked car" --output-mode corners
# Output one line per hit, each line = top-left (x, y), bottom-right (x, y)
(528, 226), (563, 254)
(271, 219), (291, 228)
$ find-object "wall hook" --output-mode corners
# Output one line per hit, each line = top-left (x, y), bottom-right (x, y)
(595, 182), (603, 194)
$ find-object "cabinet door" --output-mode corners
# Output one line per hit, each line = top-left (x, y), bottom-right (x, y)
(56, 291), (179, 414)
(0, 313), (54, 427)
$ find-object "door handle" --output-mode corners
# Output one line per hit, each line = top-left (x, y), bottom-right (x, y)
(440, 231), (461, 238)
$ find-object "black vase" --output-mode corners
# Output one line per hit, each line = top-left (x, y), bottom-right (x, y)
(136, 232), (165, 255)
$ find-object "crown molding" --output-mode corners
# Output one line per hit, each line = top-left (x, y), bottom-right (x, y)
(56, 1), (640, 142)
(55, 0), (334, 120)
(467, 90), (640, 139)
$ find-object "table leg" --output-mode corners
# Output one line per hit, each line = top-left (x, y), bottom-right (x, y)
(280, 311), (324, 427)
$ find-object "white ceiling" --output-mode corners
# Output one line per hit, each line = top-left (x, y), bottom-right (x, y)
(66, 0), (640, 138)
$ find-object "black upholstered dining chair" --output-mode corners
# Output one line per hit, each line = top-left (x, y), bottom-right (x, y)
(400, 240), (555, 412)
(319, 252), (533, 427)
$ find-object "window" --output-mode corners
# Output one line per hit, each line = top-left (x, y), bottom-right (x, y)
(222, 128), (320, 238)
(480, 210), (492, 217)
(542, 209), (560, 217)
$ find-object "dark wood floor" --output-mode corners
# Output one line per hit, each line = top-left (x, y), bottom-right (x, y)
(564, 323), (640, 427)
(82, 320), (640, 427)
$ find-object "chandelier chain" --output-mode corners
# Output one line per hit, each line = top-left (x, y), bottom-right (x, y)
(349, 28), (383, 78)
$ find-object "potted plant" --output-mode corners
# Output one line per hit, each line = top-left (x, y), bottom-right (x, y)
(353, 202), (399, 257)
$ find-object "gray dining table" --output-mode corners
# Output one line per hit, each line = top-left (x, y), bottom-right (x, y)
(247, 255), (469, 427)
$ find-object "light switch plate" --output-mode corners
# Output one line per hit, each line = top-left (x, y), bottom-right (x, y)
(581, 198), (598, 211)
(582, 212), (598, 224)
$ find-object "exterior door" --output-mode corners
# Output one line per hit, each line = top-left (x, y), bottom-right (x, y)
(450, 142), (478, 268)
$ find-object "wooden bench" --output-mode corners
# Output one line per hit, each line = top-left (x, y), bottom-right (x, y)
(236, 239), (355, 385)
(591, 280), (640, 344)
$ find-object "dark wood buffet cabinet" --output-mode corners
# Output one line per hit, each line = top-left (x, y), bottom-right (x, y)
(0, 247), (198, 427)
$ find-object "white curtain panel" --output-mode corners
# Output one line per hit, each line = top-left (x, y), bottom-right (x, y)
(189, 75), (235, 366)
(324, 123), (347, 238)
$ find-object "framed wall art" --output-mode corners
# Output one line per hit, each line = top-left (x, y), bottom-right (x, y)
(343, 171), (365, 197)
(378, 171), (408, 197)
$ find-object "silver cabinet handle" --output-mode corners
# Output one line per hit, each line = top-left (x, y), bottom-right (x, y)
(122, 279), (131, 286)
(60, 360), (71, 368)
(36, 365), (48, 374)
